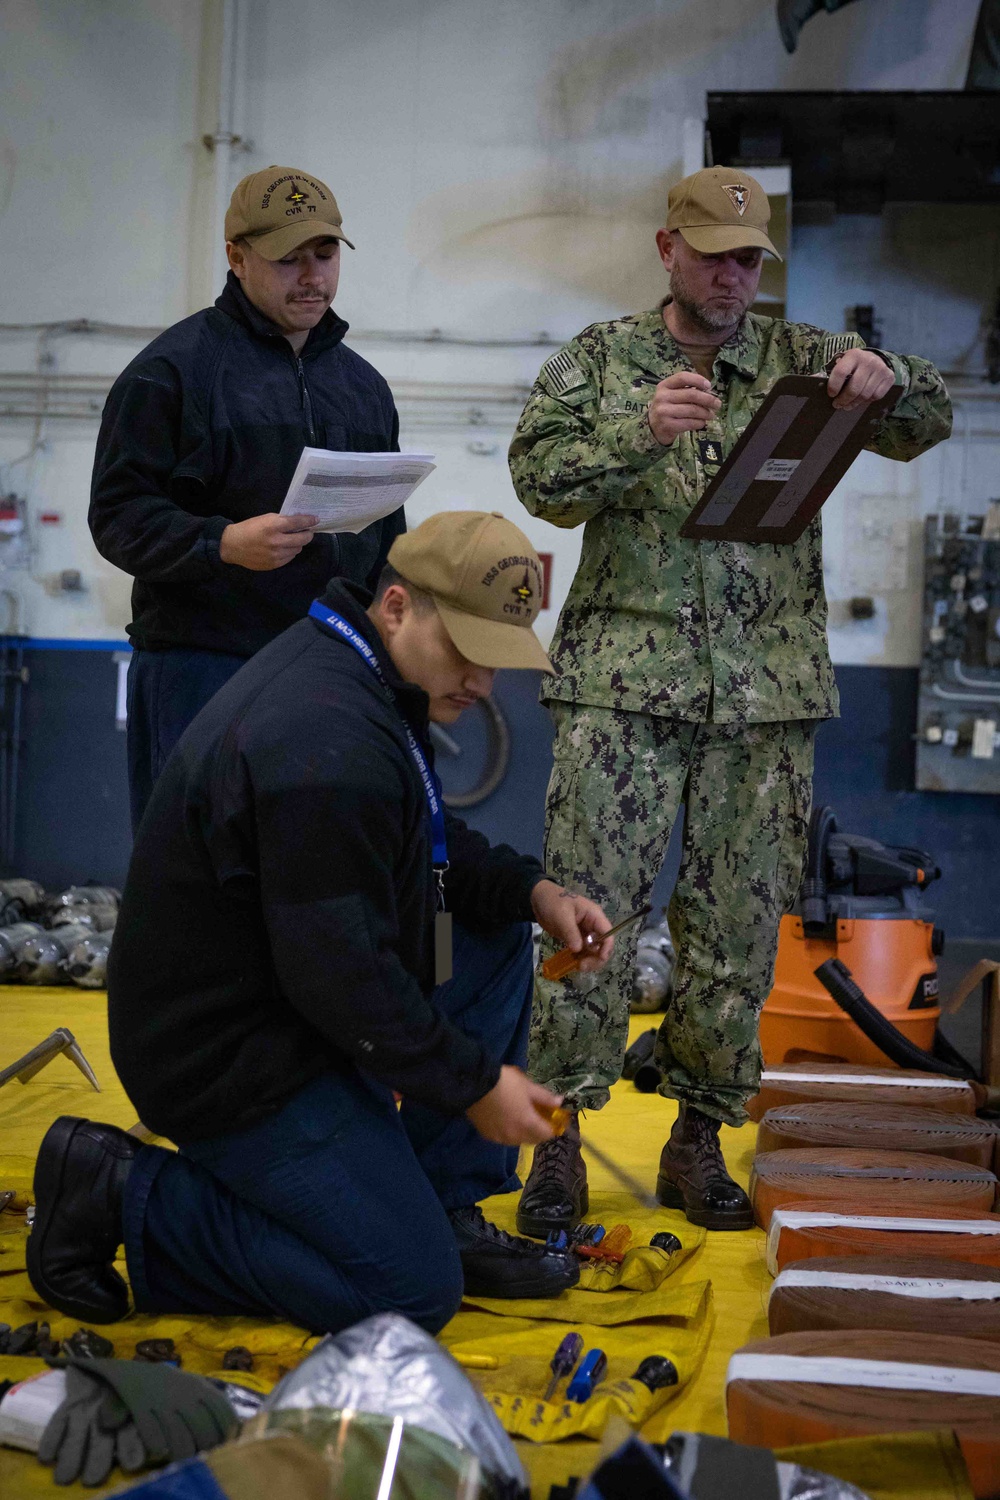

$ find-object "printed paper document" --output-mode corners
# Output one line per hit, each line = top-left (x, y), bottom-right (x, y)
(280, 448), (436, 533)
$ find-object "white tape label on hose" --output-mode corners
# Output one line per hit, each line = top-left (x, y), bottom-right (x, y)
(766, 1210), (1000, 1276)
(726, 1353), (1000, 1398)
(770, 1267), (1000, 1302)
(761, 1070), (972, 1090)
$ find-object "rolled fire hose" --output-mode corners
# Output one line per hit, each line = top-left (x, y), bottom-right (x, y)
(65, 929), (113, 989)
(49, 903), (117, 933)
(766, 1201), (1000, 1277)
(14, 922), (95, 984)
(726, 1328), (1000, 1499)
(750, 1147), (998, 1230)
(768, 1254), (1000, 1343)
(747, 1062), (981, 1122)
(0, 922), (44, 976)
(47, 884), (121, 914)
(756, 1102), (1000, 1170)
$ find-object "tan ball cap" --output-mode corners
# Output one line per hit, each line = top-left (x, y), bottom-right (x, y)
(666, 165), (781, 260)
(389, 512), (554, 674)
(225, 165), (355, 260)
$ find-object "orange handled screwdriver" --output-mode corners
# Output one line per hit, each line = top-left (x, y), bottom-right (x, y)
(540, 905), (652, 981)
(576, 1222), (632, 1264)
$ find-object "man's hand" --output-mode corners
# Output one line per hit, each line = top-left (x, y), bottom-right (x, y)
(647, 371), (721, 446)
(531, 878), (613, 974)
(219, 513), (319, 571)
(826, 349), (895, 412)
(465, 1065), (563, 1145)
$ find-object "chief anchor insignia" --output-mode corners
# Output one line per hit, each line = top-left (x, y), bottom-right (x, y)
(513, 570), (533, 605)
(285, 182), (311, 207)
(722, 182), (750, 217)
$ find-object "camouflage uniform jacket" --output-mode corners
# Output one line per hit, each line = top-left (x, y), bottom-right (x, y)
(509, 305), (951, 723)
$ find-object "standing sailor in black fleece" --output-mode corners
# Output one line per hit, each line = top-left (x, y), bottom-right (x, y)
(29, 513), (616, 1334)
(89, 165), (404, 829)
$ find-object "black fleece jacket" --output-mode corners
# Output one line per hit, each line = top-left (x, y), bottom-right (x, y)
(89, 274), (403, 656)
(107, 580), (546, 1143)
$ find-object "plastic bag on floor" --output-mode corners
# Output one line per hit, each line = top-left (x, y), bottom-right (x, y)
(259, 1312), (527, 1496)
(664, 1432), (872, 1499)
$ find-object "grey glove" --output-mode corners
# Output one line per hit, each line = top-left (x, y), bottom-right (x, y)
(37, 1364), (145, 1486)
(38, 1357), (237, 1486)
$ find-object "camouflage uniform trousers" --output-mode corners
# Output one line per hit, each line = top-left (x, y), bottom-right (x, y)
(530, 703), (816, 1125)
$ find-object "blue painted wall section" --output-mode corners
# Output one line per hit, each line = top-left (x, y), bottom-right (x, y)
(12, 644), (132, 892)
(6, 650), (999, 941)
(455, 666), (1000, 943)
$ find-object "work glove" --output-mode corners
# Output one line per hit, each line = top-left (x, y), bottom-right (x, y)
(38, 1356), (238, 1486)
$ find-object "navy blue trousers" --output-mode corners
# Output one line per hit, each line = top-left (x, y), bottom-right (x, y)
(122, 920), (534, 1336)
(126, 648), (247, 833)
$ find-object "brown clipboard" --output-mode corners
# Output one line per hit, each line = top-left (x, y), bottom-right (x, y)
(679, 374), (897, 544)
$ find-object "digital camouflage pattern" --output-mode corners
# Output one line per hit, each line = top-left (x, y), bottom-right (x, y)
(509, 305), (952, 723)
(531, 704), (816, 1123)
(513, 304), (949, 1122)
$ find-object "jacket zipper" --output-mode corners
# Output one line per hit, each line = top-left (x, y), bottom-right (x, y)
(297, 357), (316, 443)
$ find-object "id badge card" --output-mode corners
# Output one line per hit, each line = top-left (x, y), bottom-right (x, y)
(434, 910), (453, 985)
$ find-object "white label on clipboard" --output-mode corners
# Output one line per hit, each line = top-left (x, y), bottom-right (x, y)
(756, 458), (800, 482)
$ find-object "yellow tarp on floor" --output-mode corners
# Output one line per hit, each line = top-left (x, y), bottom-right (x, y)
(2, 989), (959, 1500)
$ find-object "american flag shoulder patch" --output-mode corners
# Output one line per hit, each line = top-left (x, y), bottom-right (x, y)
(540, 349), (589, 398)
(820, 331), (865, 365)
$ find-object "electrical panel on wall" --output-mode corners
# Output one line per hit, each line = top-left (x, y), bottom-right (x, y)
(916, 511), (1000, 794)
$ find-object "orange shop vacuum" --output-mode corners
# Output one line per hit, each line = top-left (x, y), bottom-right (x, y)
(759, 806), (966, 1072)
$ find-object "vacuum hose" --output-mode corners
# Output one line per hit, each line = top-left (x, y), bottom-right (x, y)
(801, 805), (837, 935)
(814, 958), (975, 1081)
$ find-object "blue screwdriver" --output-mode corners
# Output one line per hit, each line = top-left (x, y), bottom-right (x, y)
(543, 1332), (584, 1402)
(566, 1348), (608, 1402)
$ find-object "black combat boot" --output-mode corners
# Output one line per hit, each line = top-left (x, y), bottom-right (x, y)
(27, 1116), (139, 1322)
(448, 1207), (580, 1298)
(656, 1102), (753, 1230)
(515, 1110), (588, 1239)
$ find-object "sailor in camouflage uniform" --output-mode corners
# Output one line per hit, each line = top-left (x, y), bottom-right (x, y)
(509, 166), (951, 1233)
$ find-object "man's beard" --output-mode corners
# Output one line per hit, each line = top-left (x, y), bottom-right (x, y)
(669, 262), (747, 335)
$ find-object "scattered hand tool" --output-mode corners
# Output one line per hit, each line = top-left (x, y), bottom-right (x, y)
(631, 1355), (679, 1391)
(577, 1223), (632, 1264)
(649, 1231), (683, 1254)
(566, 1348), (608, 1403)
(541, 906), (652, 981)
(546, 1229), (569, 1251)
(570, 1223), (605, 1248)
(452, 1352), (500, 1371)
(543, 1332), (584, 1402)
(0, 1027), (100, 1092)
(540, 1106), (661, 1211)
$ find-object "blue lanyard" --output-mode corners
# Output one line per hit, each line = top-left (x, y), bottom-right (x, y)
(308, 601), (449, 874)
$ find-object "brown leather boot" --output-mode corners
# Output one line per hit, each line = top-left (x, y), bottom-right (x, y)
(656, 1102), (753, 1230)
(515, 1110), (588, 1239)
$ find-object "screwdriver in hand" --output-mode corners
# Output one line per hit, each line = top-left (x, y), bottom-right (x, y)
(543, 1332), (584, 1402)
(541, 906), (652, 981)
